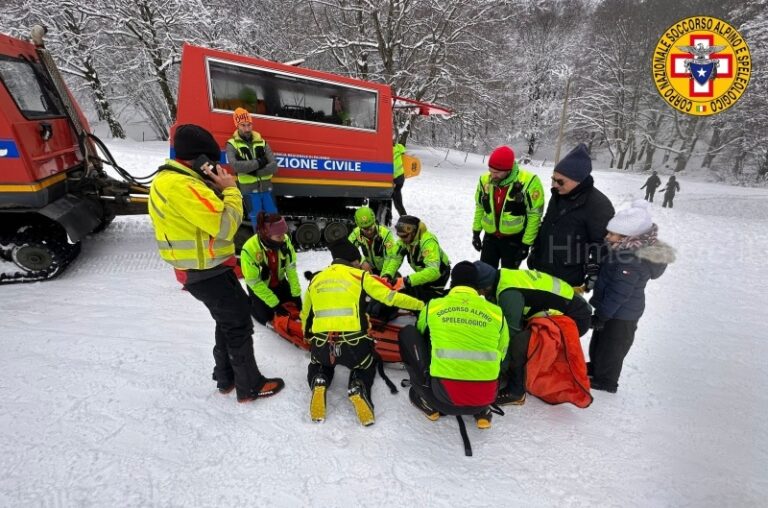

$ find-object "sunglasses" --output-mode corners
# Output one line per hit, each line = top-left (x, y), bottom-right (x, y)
(551, 176), (566, 186)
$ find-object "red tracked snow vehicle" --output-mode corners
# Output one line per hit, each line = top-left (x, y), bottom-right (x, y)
(0, 28), (148, 283)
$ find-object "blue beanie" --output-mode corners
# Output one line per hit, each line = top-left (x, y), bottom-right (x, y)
(554, 143), (592, 183)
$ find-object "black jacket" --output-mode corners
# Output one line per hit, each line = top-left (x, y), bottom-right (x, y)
(527, 176), (614, 286)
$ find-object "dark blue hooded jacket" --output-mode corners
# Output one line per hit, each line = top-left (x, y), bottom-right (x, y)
(590, 241), (676, 321)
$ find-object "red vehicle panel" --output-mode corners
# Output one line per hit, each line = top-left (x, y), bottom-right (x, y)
(175, 43), (394, 201)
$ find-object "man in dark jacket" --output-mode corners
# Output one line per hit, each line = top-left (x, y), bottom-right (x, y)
(528, 143), (615, 290)
(641, 171), (662, 202)
(660, 175), (680, 208)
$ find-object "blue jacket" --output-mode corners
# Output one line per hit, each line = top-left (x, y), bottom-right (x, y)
(590, 241), (675, 321)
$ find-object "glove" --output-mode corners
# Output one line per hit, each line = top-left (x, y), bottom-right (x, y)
(520, 244), (530, 259)
(401, 277), (412, 290)
(273, 304), (291, 317)
(591, 314), (606, 332)
(584, 263), (600, 292)
(292, 297), (303, 312)
(472, 231), (482, 252)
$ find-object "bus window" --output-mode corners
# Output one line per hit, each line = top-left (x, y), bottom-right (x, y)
(208, 59), (377, 130)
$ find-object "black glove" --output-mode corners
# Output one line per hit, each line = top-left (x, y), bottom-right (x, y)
(520, 244), (530, 259)
(402, 277), (412, 290)
(472, 231), (482, 252)
(591, 314), (606, 332)
(584, 263), (600, 292)
(273, 304), (291, 317)
(292, 297), (303, 312)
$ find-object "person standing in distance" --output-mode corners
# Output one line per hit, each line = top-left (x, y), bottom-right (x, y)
(392, 142), (408, 217)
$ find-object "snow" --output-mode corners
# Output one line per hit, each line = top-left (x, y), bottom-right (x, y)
(2, 141), (767, 506)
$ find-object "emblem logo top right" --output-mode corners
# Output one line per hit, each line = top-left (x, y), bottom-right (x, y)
(652, 16), (752, 116)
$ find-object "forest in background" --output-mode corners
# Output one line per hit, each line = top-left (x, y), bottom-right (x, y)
(1, 0), (766, 182)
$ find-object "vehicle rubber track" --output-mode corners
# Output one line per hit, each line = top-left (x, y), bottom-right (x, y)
(0, 229), (81, 284)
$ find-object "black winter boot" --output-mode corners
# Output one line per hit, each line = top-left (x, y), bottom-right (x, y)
(228, 341), (285, 402)
(408, 387), (440, 421)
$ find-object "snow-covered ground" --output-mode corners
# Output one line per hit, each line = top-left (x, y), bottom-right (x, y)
(1, 141), (767, 507)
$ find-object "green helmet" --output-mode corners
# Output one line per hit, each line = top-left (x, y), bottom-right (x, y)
(354, 207), (376, 228)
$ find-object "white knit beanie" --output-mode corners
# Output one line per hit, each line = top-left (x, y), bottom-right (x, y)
(607, 199), (653, 236)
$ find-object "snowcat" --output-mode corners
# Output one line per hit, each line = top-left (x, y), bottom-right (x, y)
(175, 43), (451, 248)
(0, 27), (149, 283)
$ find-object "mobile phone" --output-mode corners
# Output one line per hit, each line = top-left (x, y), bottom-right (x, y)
(192, 154), (218, 177)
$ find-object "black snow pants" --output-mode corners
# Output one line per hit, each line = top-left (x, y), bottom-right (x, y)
(185, 269), (265, 398)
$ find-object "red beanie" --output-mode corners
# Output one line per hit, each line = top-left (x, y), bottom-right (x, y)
(488, 146), (515, 171)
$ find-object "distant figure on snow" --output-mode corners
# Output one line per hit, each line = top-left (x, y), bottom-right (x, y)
(660, 175), (681, 208)
(641, 171), (662, 202)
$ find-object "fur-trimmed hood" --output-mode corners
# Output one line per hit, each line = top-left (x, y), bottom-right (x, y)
(636, 240), (675, 280)
(636, 240), (676, 265)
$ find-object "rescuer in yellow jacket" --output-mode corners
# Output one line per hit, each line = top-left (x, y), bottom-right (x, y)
(347, 206), (398, 275)
(240, 212), (302, 326)
(380, 215), (451, 303)
(472, 145), (545, 269)
(472, 261), (592, 406)
(301, 238), (424, 426)
(401, 261), (509, 430)
(392, 143), (407, 216)
(226, 108), (278, 230)
(149, 124), (284, 403)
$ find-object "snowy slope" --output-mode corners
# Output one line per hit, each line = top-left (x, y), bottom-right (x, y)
(1, 142), (767, 507)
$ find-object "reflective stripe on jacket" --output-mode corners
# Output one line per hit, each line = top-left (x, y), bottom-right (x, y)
(496, 268), (574, 317)
(472, 166), (545, 244)
(240, 234), (301, 307)
(148, 159), (242, 270)
(301, 263), (424, 334)
(417, 286), (509, 381)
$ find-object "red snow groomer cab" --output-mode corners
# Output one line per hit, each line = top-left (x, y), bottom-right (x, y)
(0, 28), (147, 283)
(175, 43), (450, 247)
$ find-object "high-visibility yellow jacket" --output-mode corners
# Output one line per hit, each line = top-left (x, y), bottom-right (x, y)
(226, 130), (277, 192)
(393, 143), (406, 179)
(417, 286), (509, 381)
(148, 159), (242, 270)
(301, 262), (424, 334)
(347, 224), (397, 274)
(381, 222), (450, 287)
(240, 234), (301, 308)
(472, 165), (545, 245)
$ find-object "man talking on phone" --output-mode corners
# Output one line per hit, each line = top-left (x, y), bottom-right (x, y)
(149, 124), (285, 403)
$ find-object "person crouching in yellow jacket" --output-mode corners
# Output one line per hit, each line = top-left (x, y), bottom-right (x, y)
(301, 238), (424, 426)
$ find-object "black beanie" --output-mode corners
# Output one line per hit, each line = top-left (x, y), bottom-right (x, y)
(174, 124), (221, 162)
(450, 261), (479, 288)
(554, 143), (592, 183)
(473, 261), (497, 290)
(329, 238), (361, 263)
